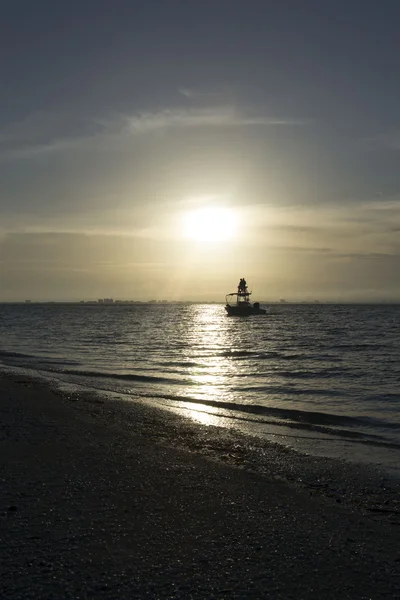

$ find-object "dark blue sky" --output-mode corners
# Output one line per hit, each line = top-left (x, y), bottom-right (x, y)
(1, 0), (400, 300)
(2, 1), (400, 126)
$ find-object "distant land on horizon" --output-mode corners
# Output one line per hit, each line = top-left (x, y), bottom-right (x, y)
(2, 299), (400, 306)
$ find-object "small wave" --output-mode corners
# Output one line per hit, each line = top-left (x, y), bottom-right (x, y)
(0, 350), (81, 368)
(364, 392), (400, 403)
(0, 349), (37, 360)
(130, 392), (400, 447)
(159, 361), (200, 368)
(128, 390), (394, 431)
(219, 350), (261, 358)
(62, 368), (187, 386)
(359, 416), (400, 430)
(37, 359), (82, 367)
(271, 367), (346, 379)
(216, 350), (304, 361)
(327, 343), (383, 351)
(232, 385), (344, 397)
(192, 349), (340, 363)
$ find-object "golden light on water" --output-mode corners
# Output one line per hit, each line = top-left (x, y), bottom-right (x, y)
(181, 402), (223, 426)
(182, 206), (238, 243)
(170, 304), (239, 427)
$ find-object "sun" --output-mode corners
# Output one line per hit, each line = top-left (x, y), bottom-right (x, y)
(182, 206), (238, 242)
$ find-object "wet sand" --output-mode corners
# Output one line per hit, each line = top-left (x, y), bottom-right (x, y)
(1, 373), (399, 599)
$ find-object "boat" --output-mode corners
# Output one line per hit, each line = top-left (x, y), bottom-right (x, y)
(225, 278), (266, 316)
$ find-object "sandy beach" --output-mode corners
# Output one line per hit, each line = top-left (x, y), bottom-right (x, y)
(1, 373), (399, 599)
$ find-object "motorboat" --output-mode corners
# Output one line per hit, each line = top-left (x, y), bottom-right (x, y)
(225, 278), (266, 316)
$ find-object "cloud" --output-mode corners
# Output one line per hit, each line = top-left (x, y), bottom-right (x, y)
(0, 111), (107, 161)
(363, 131), (400, 151)
(177, 87), (230, 102)
(2, 139), (82, 160)
(360, 197), (400, 212)
(0, 106), (307, 161)
(125, 106), (306, 132)
(268, 245), (334, 254)
(178, 87), (201, 98)
(245, 198), (400, 258)
(0, 207), (163, 240)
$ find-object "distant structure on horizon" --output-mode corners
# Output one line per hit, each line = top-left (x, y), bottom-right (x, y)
(78, 298), (189, 305)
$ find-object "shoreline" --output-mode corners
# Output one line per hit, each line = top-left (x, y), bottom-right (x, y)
(3, 369), (400, 521)
(1, 372), (400, 598)
(20, 370), (400, 521)
(2, 361), (400, 481)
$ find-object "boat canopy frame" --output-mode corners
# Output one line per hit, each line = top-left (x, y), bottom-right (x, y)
(225, 290), (252, 305)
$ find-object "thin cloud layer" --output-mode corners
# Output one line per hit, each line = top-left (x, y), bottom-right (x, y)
(3, 197), (400, 261)
(0, 106), (307, 161)
(126, 106), (306, 132)
(363, 131), (400, 151)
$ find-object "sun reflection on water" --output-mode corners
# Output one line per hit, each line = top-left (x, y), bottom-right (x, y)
(176, 304), (239, 425)
(177, 402), (223, 426)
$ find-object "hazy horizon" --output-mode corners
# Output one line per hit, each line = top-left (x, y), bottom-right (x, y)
(1, 1), (400, 302)
(2, 297), (400, 305)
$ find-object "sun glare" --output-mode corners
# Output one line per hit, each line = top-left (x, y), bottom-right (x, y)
(182, 206), (238, 242)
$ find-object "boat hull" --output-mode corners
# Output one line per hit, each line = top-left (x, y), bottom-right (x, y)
(225, 304), (266, 316)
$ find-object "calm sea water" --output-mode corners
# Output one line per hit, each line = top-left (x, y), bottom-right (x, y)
(1, 303), (399, 474)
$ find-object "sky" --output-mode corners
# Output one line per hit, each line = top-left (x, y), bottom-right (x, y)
(1, 0), (400, 302)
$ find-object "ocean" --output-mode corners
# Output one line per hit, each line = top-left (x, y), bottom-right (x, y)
(1, 302), (399, 475)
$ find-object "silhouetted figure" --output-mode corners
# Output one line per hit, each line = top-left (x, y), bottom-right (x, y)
(238, 278), (247, 293)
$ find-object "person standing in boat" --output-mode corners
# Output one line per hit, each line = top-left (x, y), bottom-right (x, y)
(238, 278), (247, 293)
